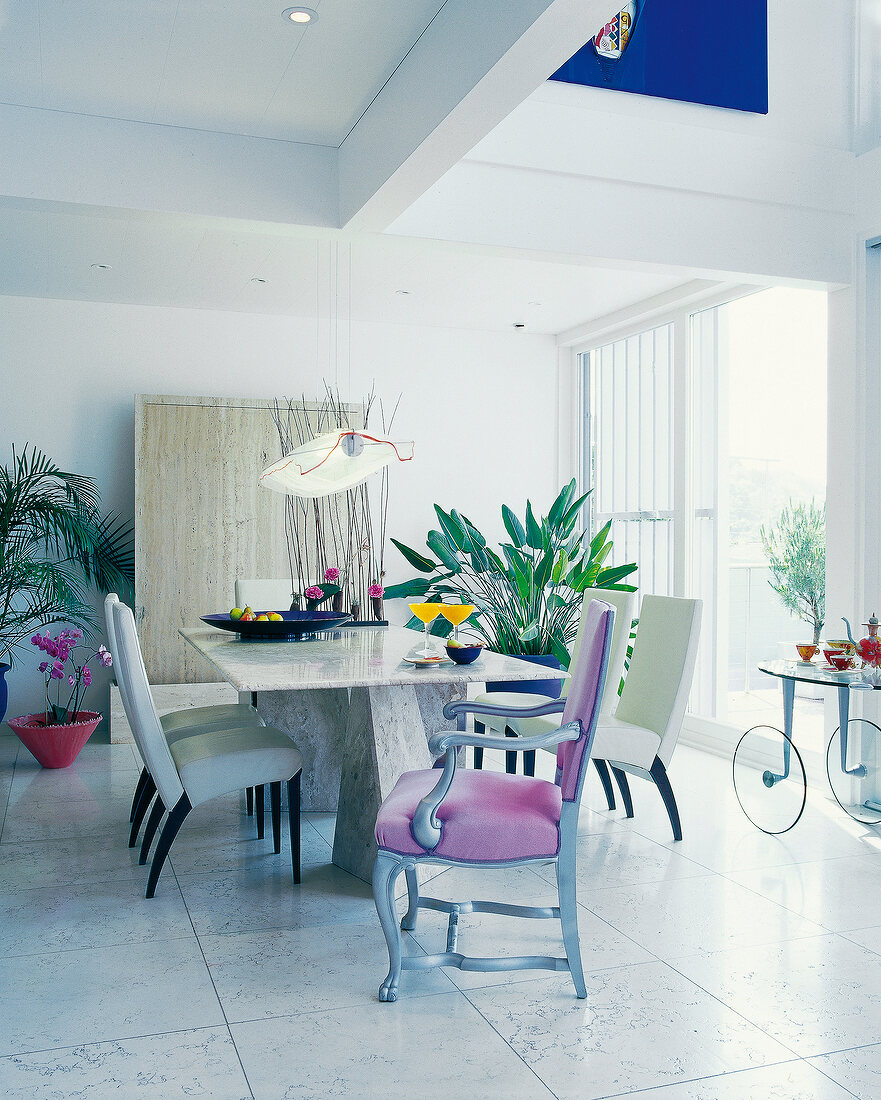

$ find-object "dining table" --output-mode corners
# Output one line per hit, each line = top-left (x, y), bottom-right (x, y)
(179, 623), (567, 882)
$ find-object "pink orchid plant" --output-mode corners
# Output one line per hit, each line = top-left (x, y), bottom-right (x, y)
(31, 628), (112, 726)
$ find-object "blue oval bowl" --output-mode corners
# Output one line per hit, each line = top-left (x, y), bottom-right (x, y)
(444, 644), (484, 665)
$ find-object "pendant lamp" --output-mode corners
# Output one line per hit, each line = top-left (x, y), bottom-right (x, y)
(260, 430), (414, 499)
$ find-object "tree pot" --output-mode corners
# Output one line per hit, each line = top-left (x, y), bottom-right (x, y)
(0, 662), (10, 726)
(7, 710), (101, 768)
(485, 653), (564, 699)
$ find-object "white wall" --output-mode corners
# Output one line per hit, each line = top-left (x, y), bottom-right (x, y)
(0, 295), (557, 720)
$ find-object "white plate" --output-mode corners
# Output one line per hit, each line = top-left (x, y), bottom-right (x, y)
(402, 654), (451, 667)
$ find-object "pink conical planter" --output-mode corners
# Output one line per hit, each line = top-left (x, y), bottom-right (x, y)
(7, 711), (101, 768)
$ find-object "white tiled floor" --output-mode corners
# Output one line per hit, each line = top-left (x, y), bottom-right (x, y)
(2, 732), (881, 1098)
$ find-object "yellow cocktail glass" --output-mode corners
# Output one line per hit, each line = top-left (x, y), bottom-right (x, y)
(439, 603), (475, 641)
(408, 603), (445, 657)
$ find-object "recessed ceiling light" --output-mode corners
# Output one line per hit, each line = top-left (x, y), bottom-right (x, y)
(90, 263), (112, 271)
(250, 276), (267, 284)
(395, 289), (411, 296)
(528, 300), (543, 307)
(283, 7), (318, 24)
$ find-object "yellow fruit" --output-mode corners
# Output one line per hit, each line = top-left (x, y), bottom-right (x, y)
(255, 613), (269, 621)
(240, 611), (255, 622)
(268, 612), (283, 621)
(446, 638), (464, 648)
(230, 607), (243, 621)
(243, 606), (252, 616)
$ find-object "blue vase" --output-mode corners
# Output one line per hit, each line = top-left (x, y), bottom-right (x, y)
(0, 662), (10, 726)
(485, 653), (564, 699)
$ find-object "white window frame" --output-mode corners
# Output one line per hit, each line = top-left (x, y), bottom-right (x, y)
(558, 280), (762, 755)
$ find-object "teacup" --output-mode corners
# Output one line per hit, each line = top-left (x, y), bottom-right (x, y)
(828, 653), (855, 671)
(796, 643), (818, 662)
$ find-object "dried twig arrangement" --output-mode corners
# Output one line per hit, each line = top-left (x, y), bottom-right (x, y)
(269, 385), (400, 618)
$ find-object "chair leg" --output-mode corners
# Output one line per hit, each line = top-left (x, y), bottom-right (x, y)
(130, 767), (150, 822)
(592, 758), (617, 811)
(505, 727), (517, 774)
(610, 766), (634, 819)
(287, 773), (301, 885)
(129, 775), (156, 847)
(270, 781), (282, 854)
(473, 722), (484, 770)
(139, 796), (166, 865)
(650, 756), (682, 841)
(246, 786), (254, 816)
(374, 850), (405, 1002)
(401, 865), (420, 930)
(556, 848), (587, 998)
(146, 794), (192, 899)
(255, 784), (265, 839)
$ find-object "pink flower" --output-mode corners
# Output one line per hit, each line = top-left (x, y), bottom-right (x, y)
(30, 634), (42, 647)
(68, 675), (75, 686)
(368, 584), (384, 599)
(82, 668), (92, 686)
(304, 586), (323, 600)
(50, 666), (64, 680)
(324, 567), (340, 582)
(39, 661), (48, 673)
(101, 652), (113, 667)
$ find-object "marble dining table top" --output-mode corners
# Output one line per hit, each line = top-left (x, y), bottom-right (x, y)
(179, 624), (568, 694)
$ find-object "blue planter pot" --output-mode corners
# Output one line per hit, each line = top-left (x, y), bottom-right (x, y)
(0, 662), (10, 726)
(486, 653), (564, 699)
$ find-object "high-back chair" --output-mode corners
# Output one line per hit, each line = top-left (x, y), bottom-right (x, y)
(105, 594), (265, 849)
(235, 578), (297, 612)
(592, 594), (701, 841)
(372, 598), (614, 1001)
(468, 587), (636, 807)
(111, 600), (304, 898)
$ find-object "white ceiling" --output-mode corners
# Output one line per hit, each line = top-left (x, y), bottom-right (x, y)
(0, 202), (684, 333)
(0, 0), (447, 146)
(0, 0), (691, 332)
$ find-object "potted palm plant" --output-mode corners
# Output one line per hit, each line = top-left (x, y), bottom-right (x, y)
(384, 481), (637, 689)
(0, 446), (134, 728)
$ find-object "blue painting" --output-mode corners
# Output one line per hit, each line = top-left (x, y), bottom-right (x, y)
(550, 1), (768, 114)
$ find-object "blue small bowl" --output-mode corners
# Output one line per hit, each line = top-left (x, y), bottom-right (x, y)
(445, 643), (484, 665)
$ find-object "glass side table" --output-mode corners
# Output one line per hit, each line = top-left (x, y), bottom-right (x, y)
(732, 660), (881, 833)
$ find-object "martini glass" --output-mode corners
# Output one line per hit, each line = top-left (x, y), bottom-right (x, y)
(408, 603), (445, 658)
(439, 603), (475, 642)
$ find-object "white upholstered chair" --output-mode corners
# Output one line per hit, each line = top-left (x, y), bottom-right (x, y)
(110, 598), (303, 897)
(235, 578), (297, 612)
(468, 587), (636, 808)
(104, 594), (266, 849)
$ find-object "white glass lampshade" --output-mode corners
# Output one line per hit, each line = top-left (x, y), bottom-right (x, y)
(259, 430), (414, 498)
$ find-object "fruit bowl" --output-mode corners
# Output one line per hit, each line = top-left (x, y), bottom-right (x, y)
(444, 642), (484, 665)
(202, 611), (352, 640)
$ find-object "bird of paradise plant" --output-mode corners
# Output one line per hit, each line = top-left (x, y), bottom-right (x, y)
(384, 481), (637, 667)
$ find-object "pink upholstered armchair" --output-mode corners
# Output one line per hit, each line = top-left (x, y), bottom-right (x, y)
(372, 599), (615, 1001)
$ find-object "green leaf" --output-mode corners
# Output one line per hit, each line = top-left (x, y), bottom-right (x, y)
(426, 529), (461, 572)
(382, 578), (434, 600)
(449, 509), (474, 551)
(501, 505), (526, 547)
(549, 635), (571, 669)
(519, 622), (540, 642)
(434, 505), (468, 551)
(525, 501), (542, 549)
(391, 538), (437, 574)
(533, 549), (554, 590)
(547, 480), (576, 529)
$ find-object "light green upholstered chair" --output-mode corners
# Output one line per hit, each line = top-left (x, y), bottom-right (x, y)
(468, 587), (636, 809)
(111, 599), (303, 898)
(590, 594), (701, 839)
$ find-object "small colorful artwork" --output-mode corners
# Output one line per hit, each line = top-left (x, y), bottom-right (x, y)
(551, 0), (768, 115)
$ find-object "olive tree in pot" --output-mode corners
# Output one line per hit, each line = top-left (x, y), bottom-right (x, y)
(384, 480), (637, 692)
(761, 499), (826, 646)
(0, 446), (134, 730)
